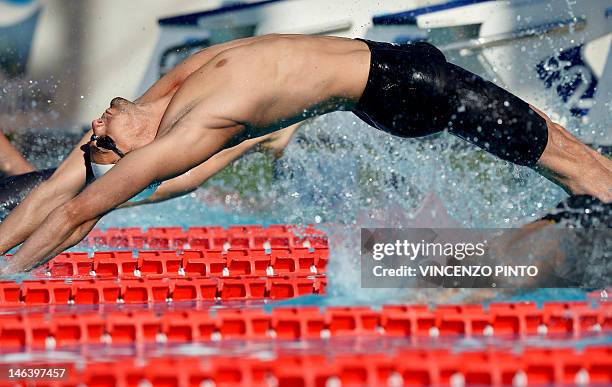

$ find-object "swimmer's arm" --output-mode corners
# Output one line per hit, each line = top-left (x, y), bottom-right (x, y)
(120, 136), (263, 206)
(122, 123), (300, 206)
(0, 133), (34, 175)
(2, 121), (235, 273)
(136, 46), (233, 103)
(43, 217), (101, 259)
(0, 131), (91, 255)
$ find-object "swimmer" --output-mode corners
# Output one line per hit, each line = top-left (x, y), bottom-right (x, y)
(1, 34), (611, 273)
(0, 132), (34, 176)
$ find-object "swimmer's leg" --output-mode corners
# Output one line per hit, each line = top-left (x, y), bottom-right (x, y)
(529, 107), (612, 201)
(355, 40), (611, 200)
(440, 62), (549, 167)
(442, 63), (612, 200)
(354, 41), (549, 166)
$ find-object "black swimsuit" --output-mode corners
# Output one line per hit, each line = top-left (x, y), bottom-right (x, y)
(352, 38), (549, 167)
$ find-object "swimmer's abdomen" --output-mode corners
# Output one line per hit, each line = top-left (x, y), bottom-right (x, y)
(0, 168), (55, 221)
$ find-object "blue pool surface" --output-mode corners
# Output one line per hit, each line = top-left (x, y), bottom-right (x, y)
(96, 193), (281, 230)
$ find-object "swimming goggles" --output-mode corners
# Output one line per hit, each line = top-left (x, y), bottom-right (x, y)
(90, 134), (125, 158)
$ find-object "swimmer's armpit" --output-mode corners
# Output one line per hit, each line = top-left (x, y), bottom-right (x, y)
(119, 123), (302, 207)
(257, 122), (302, 158)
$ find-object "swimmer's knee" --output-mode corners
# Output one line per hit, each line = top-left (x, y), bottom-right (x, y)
(403, 42), (448, 96)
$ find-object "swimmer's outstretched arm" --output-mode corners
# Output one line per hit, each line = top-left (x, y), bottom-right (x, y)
(122, 123), (300, 206)
(16, 124), (300, 265)
(0, 133), (34, 175)
(0, 130), (92, 255)
(2, 119), (241, 273)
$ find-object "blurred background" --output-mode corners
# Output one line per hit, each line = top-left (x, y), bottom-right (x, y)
(1, 0), (610, 299)
(0, 0), (429, 129)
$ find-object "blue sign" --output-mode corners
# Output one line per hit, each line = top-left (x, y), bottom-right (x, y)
(536, 45), (598, 117)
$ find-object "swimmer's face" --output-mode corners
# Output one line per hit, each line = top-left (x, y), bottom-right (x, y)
(90, 97), (141, 164)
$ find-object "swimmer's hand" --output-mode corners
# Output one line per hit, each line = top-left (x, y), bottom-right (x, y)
(0, 257), (31, 283)
(0, 256), (15, 276)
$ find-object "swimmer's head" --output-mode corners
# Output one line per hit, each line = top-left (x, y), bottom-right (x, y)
(87, 97), (162, 202)
(89, 97), (155, 164)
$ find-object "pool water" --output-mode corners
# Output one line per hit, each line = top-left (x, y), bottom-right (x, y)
(97, 193), (280, 230)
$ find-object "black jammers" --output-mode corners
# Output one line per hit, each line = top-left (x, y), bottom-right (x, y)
(353, 39), (548, 167)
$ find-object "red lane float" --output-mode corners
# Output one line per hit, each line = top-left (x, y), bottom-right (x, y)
(35, 247), (328, 279)
(1, 302), (608, 347)
(80, 225), (328, 250)
(0, 347), (610, 387)
(0, 276), (326, 307)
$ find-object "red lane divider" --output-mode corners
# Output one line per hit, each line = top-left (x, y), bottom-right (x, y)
(34, 247), (328, 279)
(0, 276), (326, 307)
(1, 302), (608, 347)
(1, 347), (610, 386)
(80, 225), (328, 250)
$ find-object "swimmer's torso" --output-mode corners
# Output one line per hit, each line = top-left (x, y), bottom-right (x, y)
(156, 35), (370, 139)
